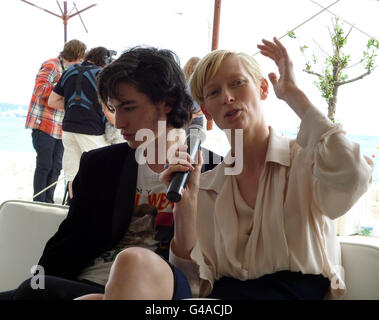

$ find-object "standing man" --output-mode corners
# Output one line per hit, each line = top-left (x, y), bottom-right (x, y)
(48, 47), (115, 200)
(25, 39), (87, 203)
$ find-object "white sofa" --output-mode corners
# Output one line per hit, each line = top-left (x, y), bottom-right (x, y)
(0, 200), (68, 292)
(0, 200), (378, 299)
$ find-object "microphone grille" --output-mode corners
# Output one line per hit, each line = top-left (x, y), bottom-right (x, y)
(186, 124), (206, 143)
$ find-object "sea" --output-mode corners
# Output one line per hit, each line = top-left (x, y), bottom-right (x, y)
(1, 103), (378, 182)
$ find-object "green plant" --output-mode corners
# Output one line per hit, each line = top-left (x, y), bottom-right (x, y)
(289, 18), (378, 123)
(360, 226), (373, 236)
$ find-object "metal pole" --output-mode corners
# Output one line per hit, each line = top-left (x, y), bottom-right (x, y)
(211, 0), (221, 51)
(207, 0), (222, 130)
(21, 0), (96, 45)
(63, 1), (68, 43)
(32, 176), (66, 200)
(20, 0), (61, 18)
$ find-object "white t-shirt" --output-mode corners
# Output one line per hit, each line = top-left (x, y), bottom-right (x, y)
(78, 162), (174, 286)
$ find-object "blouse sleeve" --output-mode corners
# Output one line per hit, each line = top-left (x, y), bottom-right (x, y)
(169, 240), (214, 297)
(296, 104), (374, 219)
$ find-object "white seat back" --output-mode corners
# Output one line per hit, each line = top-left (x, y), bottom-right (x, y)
(1, 200), (379, 299)
(339, 236), (379, 299)
(0, 200), (68, 291)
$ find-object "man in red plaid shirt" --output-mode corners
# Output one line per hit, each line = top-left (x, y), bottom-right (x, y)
(25, 39), (86, 203)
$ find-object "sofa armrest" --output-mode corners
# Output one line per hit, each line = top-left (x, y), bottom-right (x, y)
(0, 200), (68, 291)
(338, 235), (379, 300)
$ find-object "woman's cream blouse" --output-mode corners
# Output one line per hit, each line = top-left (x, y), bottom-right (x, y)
(170, 105), (374, 298)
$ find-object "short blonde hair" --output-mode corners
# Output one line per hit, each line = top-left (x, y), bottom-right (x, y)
(189, 50), (264, 106)
(183, 57), (200, 81)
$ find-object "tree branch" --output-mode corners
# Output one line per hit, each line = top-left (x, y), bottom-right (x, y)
(336, 68), (375, 86)
(303, 69), (324, 78)
(312, 38), (331, 58)
(327, 25), (335, 55)
(345, 57), (367, 69)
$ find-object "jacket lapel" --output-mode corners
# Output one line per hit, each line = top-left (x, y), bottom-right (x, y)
(112, 147), (138, 239)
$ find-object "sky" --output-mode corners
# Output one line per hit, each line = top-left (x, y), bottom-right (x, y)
(0, 0), (378, 136)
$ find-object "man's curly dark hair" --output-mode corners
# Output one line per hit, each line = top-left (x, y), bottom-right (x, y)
(97, 47), (194, 129)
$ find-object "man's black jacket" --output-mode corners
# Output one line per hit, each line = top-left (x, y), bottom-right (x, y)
(38, 142), (221, 280)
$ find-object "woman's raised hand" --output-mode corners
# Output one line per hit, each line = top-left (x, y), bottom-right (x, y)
(257, 37), (298, 101)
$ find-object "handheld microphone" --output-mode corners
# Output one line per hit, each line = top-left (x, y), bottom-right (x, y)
(166, 124), (206, 203)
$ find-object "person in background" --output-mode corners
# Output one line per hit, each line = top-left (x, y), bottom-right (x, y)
(25, 39), (87, 203)
(160, 37), (374, 299)
(183, 57), (205, 129)
(48, 47), (114, 199)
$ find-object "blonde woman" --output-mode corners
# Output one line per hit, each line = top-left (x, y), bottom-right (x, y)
(161, 38), (373, 299)
(183, 56), (201, 82)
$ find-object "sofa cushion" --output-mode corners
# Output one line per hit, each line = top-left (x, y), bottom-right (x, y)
(339, 236), (379, 300)
(0, 200), (68, 291)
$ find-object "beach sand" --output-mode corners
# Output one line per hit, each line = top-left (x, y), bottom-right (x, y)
(1, 150), (379, 230)
(0, 151), (66, 205)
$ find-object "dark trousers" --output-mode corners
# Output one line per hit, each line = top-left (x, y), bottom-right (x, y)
(0, 276), (104, 300)
(0, 268), (191, 300)
(207, 271), (331, 300)
(31, 129), (64, 203)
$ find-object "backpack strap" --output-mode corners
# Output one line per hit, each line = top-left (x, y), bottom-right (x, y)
(64, 64), (100, 110)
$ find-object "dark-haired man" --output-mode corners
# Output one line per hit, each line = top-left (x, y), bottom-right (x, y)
(0, 47), (220, 300)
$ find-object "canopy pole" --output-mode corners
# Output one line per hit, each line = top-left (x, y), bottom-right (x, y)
(211, 0), (221, 50)
(20, 0), (97, 44)
(207, 0), (221, 130)
(63, 1), (68, 43)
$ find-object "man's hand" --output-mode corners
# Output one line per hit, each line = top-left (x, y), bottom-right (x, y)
(159, 145), (203, 202)
(159, 145), (203, 260)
